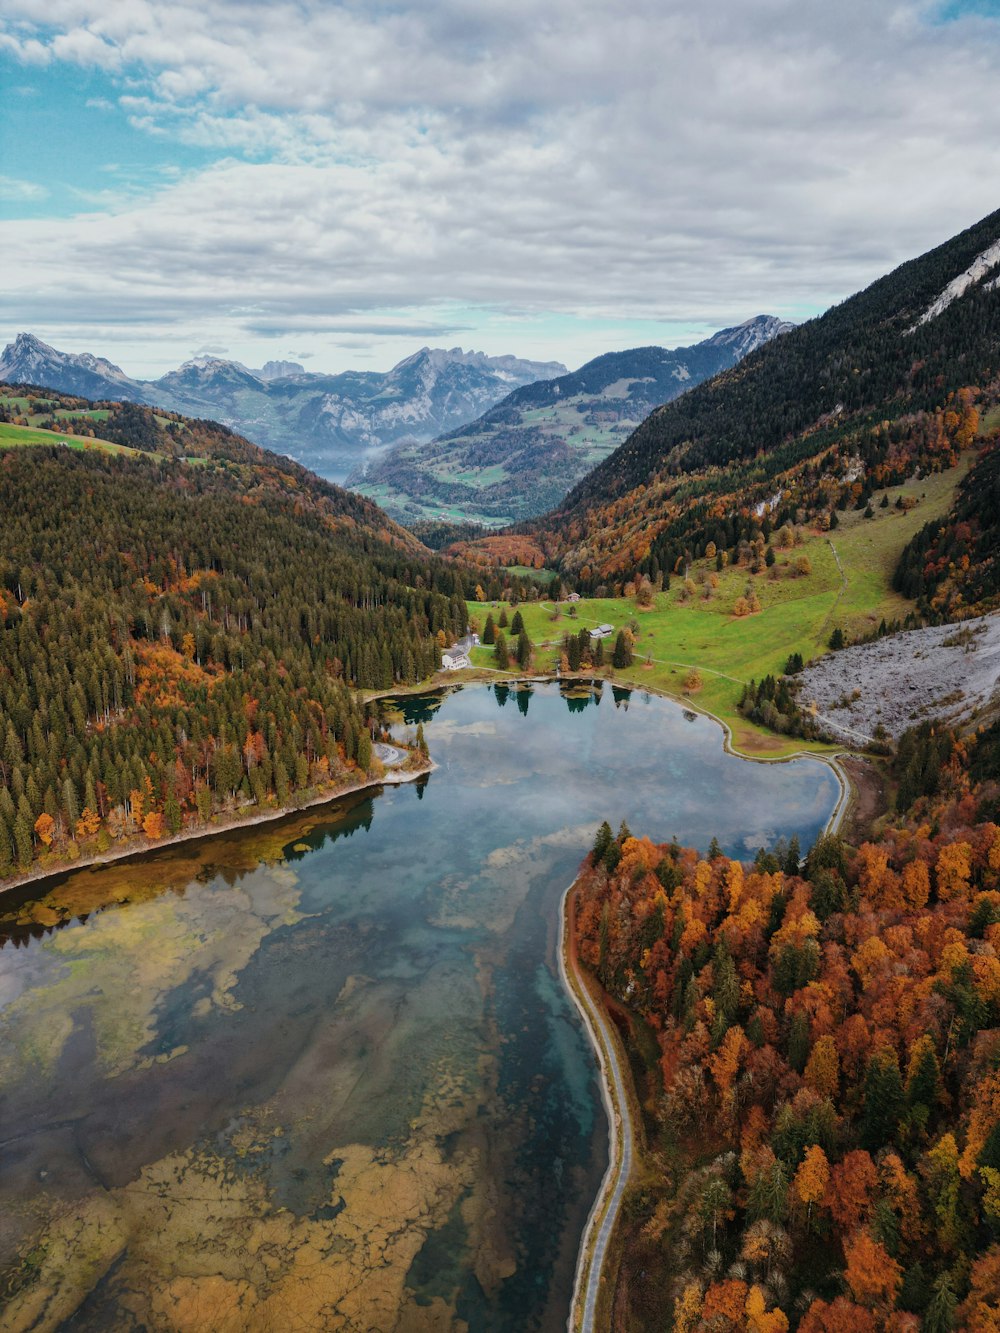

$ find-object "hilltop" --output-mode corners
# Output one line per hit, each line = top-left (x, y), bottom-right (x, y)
(354, 316), (791, 528)
(0, 335), (565, 483)
(452, 209), (1000, 593)
(0, 383), (530, 885)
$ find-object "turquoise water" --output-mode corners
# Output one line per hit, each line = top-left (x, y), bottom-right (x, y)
(0, 682), (838, 1331)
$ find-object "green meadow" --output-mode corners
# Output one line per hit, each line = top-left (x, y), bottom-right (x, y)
(466, 455), (971, 756)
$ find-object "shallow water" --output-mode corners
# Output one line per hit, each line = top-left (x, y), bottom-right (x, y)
(0, 682), (838, 1331)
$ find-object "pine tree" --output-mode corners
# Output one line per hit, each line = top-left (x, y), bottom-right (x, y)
(510, 610), (524, 636)
(0, 814), (12, 875)
(165, 788), (182, 835)
(356, 731), (372, 773)
(923, 1273), (957, 1333)
(785, 835), (801, 874)
(861, 1051), (904, 1151)
(516, 630), (531, 668)
(13, 813), (33, 869)
(592, 820), (614, 864)
(494, 632), (509, 669)
(612, 631), (632, 669)
(482, 614), (496, 645)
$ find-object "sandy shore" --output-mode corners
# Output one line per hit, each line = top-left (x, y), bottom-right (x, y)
(0, 760), (434, 904)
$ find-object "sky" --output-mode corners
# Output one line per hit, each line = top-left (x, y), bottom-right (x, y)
(1, 0), (1000, 379)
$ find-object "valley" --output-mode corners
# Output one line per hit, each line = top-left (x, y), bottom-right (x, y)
(3, 206), (1000, 1333)
(460, 451), (971, 757)
(353, 318), (792, 527)
(0, 336), (566, 484)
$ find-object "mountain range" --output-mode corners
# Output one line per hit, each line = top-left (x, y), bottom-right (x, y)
(451, 207), (1000, 587)
(0, 335), (565, 482)
(351, 315), (793, 527)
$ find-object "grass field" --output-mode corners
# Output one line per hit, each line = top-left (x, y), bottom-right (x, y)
(0, 421), (205, 467)
(505, 564), (558, 583)
(23, 408), (112, 426)
(0, 421), (138, 454)
(464, 456), (971, 757)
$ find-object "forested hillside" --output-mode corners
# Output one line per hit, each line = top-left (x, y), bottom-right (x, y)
(454, 209), (1000, 592)
(894, 426), (1000, 617)
(0, 389), (487, 880)
(0, 336), (566, 483)
(354, 317), (790, 528)
(575, 715), (1000, 1330)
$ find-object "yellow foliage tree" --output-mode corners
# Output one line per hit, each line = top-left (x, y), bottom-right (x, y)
(34, 812), (55, 847)
(937, 841), (972, 901)
(804, 1036), (840, 1099)
(794, 1144), (830, 1227)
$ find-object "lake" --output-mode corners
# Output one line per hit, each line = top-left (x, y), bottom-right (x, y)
(0, 681), (839, 1331)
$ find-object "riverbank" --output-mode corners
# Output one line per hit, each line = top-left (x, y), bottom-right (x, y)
(560, 881), (637, 1333)
(560, 730), (853, 1330)
(0, 758), (434, 903)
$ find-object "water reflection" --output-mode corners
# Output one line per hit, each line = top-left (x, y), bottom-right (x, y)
(0, 683), (838, 1332)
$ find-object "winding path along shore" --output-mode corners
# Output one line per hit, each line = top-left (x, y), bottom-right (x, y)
(560, 882), (635, 1333)
(559, 747), (851, 1331)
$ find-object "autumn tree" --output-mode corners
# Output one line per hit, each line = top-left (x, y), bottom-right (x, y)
(793, 1144), (830, 1229)
(33, 812), (55, 848)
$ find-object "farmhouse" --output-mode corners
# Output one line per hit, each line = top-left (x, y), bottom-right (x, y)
(441, 632), (479, 671)
(589, 624), (614, 640)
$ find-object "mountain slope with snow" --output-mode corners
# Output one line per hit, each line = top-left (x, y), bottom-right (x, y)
(0, 336), (566, 481)
(353, 316), (793, 526)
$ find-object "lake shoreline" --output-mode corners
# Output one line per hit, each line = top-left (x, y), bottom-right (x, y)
(560, 879), (636, 1333)
(558, 714), (854, 1329)
(0, 758), (435, 903)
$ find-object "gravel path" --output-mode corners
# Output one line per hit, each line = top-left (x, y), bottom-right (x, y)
(798, 612), (1000, 741)
(560, 886), (633, 1333)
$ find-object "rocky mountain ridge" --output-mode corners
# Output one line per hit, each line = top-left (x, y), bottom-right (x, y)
(0, 333), (566, 482)
(354, 315), (793, 527)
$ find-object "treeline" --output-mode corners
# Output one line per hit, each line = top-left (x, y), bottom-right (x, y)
(573, 715), (1000, 1330)
(0, 443), (473, 876)
(560, 207), (1000, 516)
(454, 207), (1000, 589)
(895, 440), (1000, 616)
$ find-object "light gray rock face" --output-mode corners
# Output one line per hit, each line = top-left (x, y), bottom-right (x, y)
(797, 614), (1000, 742)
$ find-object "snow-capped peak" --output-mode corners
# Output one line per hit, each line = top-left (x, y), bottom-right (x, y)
(707, 315), (795, 359)
(0, 332), (135, 390)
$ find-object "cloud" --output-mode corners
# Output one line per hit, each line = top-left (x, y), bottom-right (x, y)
(50, 27), (120, 67)
(193, 343), (228, 354)
(1, 0), (1000, 367)
(239, 317), (476, 338)
(0, 175), (48, 201)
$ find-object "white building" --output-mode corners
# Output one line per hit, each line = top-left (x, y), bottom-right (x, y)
(441, 652), (471, 671)
(589, 624), (615, 640)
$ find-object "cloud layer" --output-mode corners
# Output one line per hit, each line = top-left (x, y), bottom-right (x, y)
(2, 0), (1000, 371)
